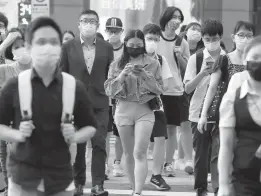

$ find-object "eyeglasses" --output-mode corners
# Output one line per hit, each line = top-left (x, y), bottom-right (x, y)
(106, 29), (122, 34)
(79, 19), (98, 25)
(236, 33), (253, 40)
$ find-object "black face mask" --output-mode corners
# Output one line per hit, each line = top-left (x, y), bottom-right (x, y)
(247, 61), (261, 81)
(126, 47), (144, 58)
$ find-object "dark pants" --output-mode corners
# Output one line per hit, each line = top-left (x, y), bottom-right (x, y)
(73, 108), (108, 187)
(0, 140), (7, 186)
(191, 122), (219, 193)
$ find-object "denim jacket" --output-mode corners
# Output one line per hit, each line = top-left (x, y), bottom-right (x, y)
(104, 55), (164, 104)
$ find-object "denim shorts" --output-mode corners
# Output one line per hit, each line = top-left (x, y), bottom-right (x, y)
(114, 101), (155, 126)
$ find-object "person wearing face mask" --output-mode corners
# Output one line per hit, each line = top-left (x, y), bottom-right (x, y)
(142, 23), (172, 191)
(0, 17), (97, 196)
(104, 17), (125, 179)
(105, 29), (164, 196)
(0, 27), (32, 196)
(184, 19), (226, 196)
(157, 6), (192, 178)
(197, 21), (255, 195)
(60, 9), (114, 196)
(184, 22), (205, 55)
(218, 35), (261, 196)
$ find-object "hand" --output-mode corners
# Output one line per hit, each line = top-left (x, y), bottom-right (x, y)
(5, 31), (22, 43)
(174, 46), (182, 57)
(218, 184), (235, 196)
(132, 64), (143, 76)
(197, 116), (208, 134)
(119, 63), (133, 79)
(61, 123), (75, 143)
(200, 64), (213, 76)
(19, 121), (35, 138)
(12, 131), (27, 143)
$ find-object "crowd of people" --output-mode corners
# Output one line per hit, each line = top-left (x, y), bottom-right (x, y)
(0, 4), (260, 196)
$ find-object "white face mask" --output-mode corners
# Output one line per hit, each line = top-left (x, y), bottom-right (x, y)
(30, 44), (61, 70)
(205, 40), (220, 52)
(13, 47), (31, 64)
(187, 29), (201, 42)
(145, 40), (158, 54)
(81, 24), (97, 37)
(109, 34), (121, 43)
(235, 36), (248, 51)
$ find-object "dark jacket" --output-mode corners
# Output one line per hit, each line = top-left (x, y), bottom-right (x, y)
(60, 36), (114, 109)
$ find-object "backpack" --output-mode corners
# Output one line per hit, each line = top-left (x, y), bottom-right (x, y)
(157, 54), (163, 66)
(18, 69), (76, 123)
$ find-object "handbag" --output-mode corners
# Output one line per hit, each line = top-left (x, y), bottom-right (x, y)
(207, 55), (229, 122)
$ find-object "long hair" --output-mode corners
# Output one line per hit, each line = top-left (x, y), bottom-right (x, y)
(118, 29), (146, 70)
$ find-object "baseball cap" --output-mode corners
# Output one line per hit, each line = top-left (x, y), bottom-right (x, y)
(106, 17), (123, 29)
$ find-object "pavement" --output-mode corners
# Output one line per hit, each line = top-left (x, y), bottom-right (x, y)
(83, 136), (214, 196)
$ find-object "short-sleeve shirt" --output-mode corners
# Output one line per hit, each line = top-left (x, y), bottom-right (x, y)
(157, 35), (190, 96)
(219, 71), (261, 128)
(183, 48), (226, 122)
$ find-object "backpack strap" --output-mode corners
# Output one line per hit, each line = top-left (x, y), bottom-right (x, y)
(173, 35), (185, 79)
(175, 35), (183, 47)
(196, 50), (204, 74)
(157, 54), (163, 66)
(61, 72), (76, 123)
(18, 69), (33, 120)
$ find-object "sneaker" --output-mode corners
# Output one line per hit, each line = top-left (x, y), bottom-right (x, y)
(150, 174), (171, 191)
(74, 184), (84, 196)
(162, 163), (176, 177)
(174, 159), (185, 170)
(184, 160), (194, 175)
(207, 173), (211, 183)
(196, 188), (208, 196)
(105, 163), (109, 180)
(133, 193), (141, 196)
(112, 161), (124, 177)
(90, 185), (109, 196)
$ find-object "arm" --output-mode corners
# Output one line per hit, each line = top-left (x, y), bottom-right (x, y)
(0, 78), (23, 142)
(73, 81), (97, 143)
(60, 44), (69, 73)
(140, 61), (164, 95)
(161, 56), (172, 91)
(200, 69), (222, 117)
(0, 32), (22, 57)
(104, 61), (127, 99)
(218, 75), (239, 186)
(106, 44), (114, 79)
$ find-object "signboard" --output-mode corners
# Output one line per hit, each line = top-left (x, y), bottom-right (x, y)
(31, 0), (50, 20)
(101, 0), (146, 10)
(18, 2), (31, 25)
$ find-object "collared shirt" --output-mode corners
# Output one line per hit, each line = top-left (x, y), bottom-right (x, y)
(105, 55), (164, 104)
(184, 48), (226, 122)
(0, 68), (97, 194)
(219, 70), (261, 128)
(80, 36), (96, 74)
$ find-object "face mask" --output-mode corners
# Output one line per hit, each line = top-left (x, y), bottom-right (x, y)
(81, 24), (97, 37)
(109, 34), (121, 43)
(205, 41), (220, 52)
(235, 36), (248, 51)
(187, 29), (201, 42)
(126, 47), (144, 58)
(246, 61), (261, 81)
(145, 40), (158, 54)
(13, 47), (31, 64)
(30, 44), (61, 69)
(167, 19), (180, 30)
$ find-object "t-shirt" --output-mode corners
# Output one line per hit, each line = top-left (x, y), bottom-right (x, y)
(157, 35), (190, 96)
(183, 48), (226, 122)
(113, 44), (124, 60)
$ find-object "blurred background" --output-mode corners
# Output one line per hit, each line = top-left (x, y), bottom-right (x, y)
(1, 0), (261, 50)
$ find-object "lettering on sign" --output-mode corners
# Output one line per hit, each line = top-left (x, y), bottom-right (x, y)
(18, 3), (31, 25)
(102, 0), (145, 10)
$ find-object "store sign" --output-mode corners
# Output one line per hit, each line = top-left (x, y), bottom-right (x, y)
(102, 0), (145, 10)
(18, 2), (31, 25)
(31, 0), (50, 20)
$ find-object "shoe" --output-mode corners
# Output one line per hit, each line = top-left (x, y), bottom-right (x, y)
(112, 161), (124, 177)
(184, 160), (194, 175)
(174, 159), (185, 170)
(207, 173), (211, 183)
(3, 187), (7, 196)
(133, 193), (141, 196)
(74, 184), (84, 196)
(150, 174), (171, 191)
(90, 185), (109, 196)
(162, 163), (176, 177)
(105, 164), (109, 180)
(196, 188), (208, 196)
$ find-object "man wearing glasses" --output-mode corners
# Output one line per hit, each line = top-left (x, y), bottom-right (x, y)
(60, 10), (114, 196)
